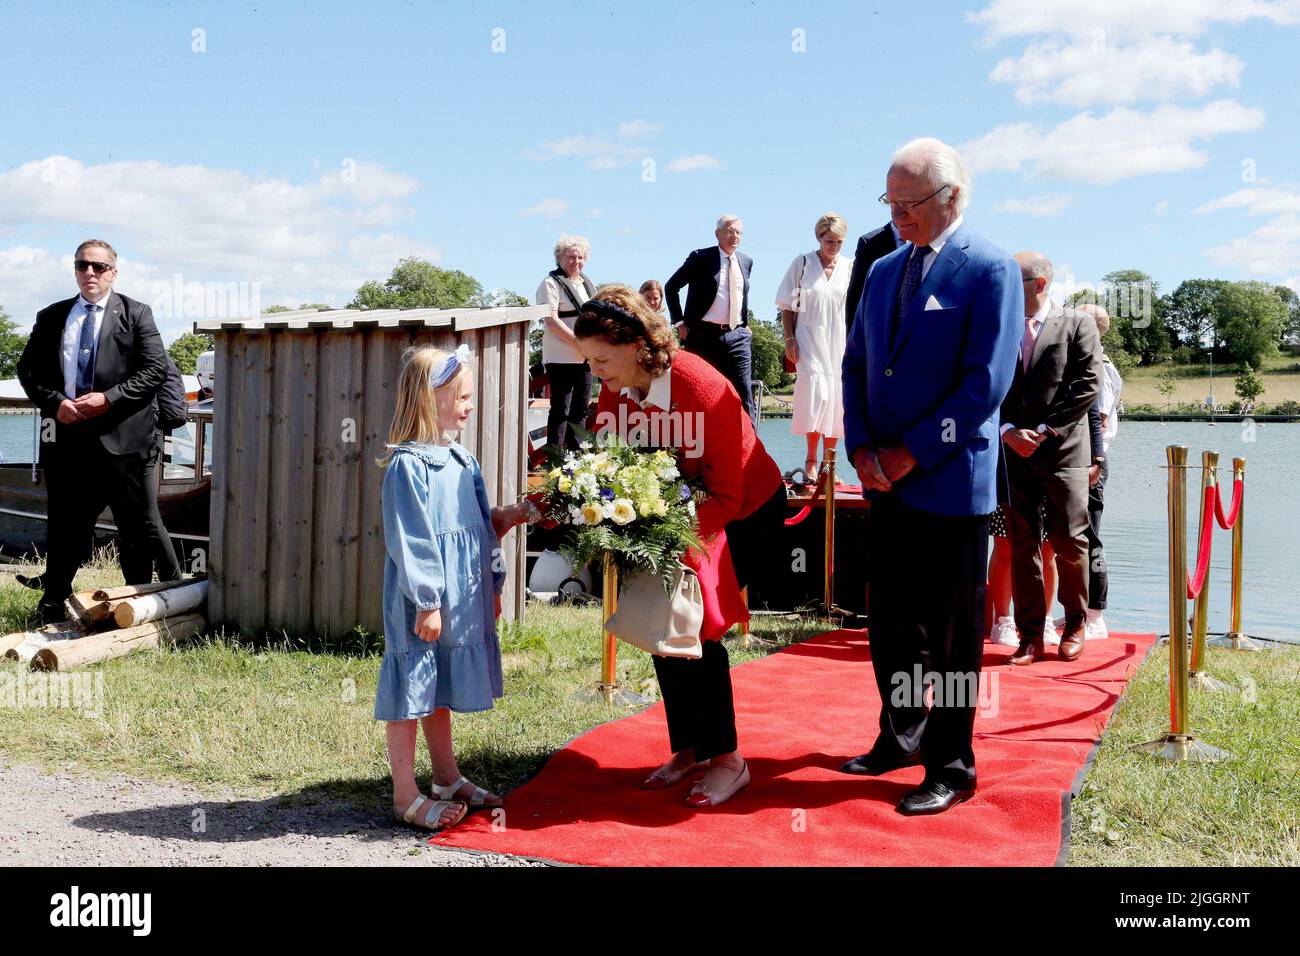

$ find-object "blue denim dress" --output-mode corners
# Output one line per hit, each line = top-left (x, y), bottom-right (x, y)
(374, 442), (505, 720)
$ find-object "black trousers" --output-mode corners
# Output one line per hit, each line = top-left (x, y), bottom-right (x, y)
(545, 361), (592, 451)
(683, 324), (755, 424)
(652, 482), (787, 760)
(1086, 458), (1108, 610)
(42, 435), (156, 612)
(142, 437), (183, 581)
(866, 495), (989, 789)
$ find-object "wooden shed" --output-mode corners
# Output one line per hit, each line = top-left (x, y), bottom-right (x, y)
(194, 305), (547, 639)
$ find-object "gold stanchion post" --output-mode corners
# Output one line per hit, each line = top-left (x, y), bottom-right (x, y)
(569, 553), (651, 707)
(1134, 445), (1230, 761)
(1189, 451), (1235, 692)
(820, 448), (851, 623)
(1210, 457), (1263, 651)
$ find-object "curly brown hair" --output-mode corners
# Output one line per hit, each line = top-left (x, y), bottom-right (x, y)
(573, 283), (677, 376)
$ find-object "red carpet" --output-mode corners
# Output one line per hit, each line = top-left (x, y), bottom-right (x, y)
(434, 629), (1157, 866)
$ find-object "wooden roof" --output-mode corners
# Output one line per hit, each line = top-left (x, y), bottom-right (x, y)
(193, 304), (548, 334)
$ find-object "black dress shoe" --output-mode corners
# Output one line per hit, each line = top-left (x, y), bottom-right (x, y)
(840, 750), (922, 776)
(15, 573), (44, 592)
(36, 602), (65, 626)
(896, 780), (976, 816)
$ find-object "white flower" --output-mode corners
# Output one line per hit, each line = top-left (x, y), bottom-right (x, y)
(656, 465), (680, 480)
(686, 500), (696, 517)
(610, 499), (637, 525)
(569, 505), (586, 526)
(579, 440), (593, 450)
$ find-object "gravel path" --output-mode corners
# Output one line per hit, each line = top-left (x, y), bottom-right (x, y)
(0, 761), (543, 867)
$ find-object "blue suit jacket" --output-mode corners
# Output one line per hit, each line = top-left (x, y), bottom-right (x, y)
(841, 222), (1023, 517)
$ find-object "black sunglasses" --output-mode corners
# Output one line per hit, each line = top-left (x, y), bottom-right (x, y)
(74, 259), (115, 274)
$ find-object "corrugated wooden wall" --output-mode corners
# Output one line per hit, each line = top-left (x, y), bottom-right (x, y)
(206, 310), (538, 639)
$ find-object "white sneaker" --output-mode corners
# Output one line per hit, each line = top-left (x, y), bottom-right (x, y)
(989, 617), (1019, 646)
(1085, 610), (1109, 640)
(1043, 620), (1061, 646)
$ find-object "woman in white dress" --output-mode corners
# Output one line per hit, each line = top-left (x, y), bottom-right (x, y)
(776, 213), (853, 484)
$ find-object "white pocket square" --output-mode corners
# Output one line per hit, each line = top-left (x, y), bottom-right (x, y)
(924, 295), (944, 311)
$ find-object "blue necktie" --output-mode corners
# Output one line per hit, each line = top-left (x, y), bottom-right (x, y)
(892, 244), (931, 345)
(75, 303), (99, 397)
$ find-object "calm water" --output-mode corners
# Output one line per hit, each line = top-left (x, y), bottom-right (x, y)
(2, 412), (1294, 642)
(757, 417), (1300, 643)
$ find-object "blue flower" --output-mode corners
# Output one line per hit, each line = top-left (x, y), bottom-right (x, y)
(599, 488), (615, 500)
(678, 483), (691, 501)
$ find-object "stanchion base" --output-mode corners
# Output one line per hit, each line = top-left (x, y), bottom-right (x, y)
(1207, 632), (1266, 652)
(1188, 671), (1238, 693)
(734, 632), (776, 649)
(569, 684), (652, 707)
(1132, 734), (1232, 762)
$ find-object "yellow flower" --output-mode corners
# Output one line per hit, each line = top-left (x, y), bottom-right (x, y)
(611, 499), (637, 525)
(549, 467), (561, 478)
(581, 503), (604, 525)
(558, 476), (572, 493)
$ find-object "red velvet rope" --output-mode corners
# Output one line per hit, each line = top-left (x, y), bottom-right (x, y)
(1186, 484), (1216, 599)
(783, 478), (863, 527)
(1214, 476), (1243, 530)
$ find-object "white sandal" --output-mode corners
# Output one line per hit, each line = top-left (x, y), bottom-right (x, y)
(395, 794), (467, 831)
(432, 775), (499, 809)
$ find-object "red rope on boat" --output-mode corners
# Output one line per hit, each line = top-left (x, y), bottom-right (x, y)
(1186, 484), (1216, 599)
(1214, 476), (1243, 530)
(784, 476), (824, 527)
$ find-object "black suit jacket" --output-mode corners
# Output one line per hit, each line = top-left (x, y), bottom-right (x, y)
(999, 303), (1102, 470)
(18, 291), (168, 461)
(843, 223), (899, 334)
(665, 246), (752, 330)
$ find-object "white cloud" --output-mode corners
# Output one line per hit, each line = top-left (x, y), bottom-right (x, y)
(962, 100), (1265, 184)
(969, 0), (1300, 40)
(665, 154), (723, 174)
(518, 197), (569, 218)
(994, 193), (1076, 216)
(990, 36), (1243, 107)
(0, 155), (438, 322)
(1155, 200), (1170, 215)
(1198, 186), (1300, 279)
(617, 119), (662, 139)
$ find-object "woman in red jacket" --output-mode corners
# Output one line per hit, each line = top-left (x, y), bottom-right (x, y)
(574, 284), (786, 808)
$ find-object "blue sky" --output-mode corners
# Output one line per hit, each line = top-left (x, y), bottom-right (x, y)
(2, 0), (1298, 341)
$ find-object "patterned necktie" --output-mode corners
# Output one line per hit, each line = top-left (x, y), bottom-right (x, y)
(1021, 315), (1040, 371)
(75, 303), (100, 397)
(891, 244), (930, 344)
(727, 254), (743, 330)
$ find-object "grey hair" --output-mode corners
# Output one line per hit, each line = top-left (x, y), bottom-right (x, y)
(891, 138), (973, 213)
(1015, 251), (1054, 285)
(75, 239), (118, 265)
(715, 214), (743, 234)
(553, 234), (591, 265)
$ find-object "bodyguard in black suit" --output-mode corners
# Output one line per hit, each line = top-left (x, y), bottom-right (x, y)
(665, 215), (756, 422)
(842, 221), (900, 334)
(17, 240), (168, 621)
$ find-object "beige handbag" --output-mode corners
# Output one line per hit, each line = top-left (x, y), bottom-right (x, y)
(603, 562), (704, 659)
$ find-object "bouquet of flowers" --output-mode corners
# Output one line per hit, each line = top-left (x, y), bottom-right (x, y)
(528, 436), (704, 592)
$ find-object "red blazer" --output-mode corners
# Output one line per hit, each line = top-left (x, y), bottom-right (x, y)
(595, 349), (783, 640)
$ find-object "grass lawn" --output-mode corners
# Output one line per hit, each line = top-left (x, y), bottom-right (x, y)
(2, 557), (1294, 865)
(1118, 354), (1300, 408)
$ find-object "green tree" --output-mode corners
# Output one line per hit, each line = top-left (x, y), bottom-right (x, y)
(1274, 284), (1299, 346)
(1213, 281), (1286, 369)
(1164, 279), (1228, 353)
(297, 302), (331, 311)
(1155, 369), (1178, 407)
(0, 306), (26, 378)
(1233, 366), (1265, 403)
(168, 332), (215, 374)
(350, 257), (484, 310)
(1068, 269), (1170, 366)
(262, 304), (291, 313)
(749, 312), (791, 391)
(483, 288), (530, 308)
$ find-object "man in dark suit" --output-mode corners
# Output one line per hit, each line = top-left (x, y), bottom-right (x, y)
(17, 239), (168, 622)
(665, 215), (756, 422)
(840, 138), (1023, 815)
(843, 221), (901, 334)
(999, 252), (1101, 665)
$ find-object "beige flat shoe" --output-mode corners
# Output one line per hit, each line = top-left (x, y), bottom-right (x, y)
(685, 761), (750, 808)
(641, 759), (707, 790)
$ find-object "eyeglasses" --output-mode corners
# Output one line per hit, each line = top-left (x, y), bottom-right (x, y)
(74, 259), (115, 275)
(878, 185), (950, 211)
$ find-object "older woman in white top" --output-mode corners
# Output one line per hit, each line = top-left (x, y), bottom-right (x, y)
(776, 213), (853, 484)
(535, 235), (597, 451)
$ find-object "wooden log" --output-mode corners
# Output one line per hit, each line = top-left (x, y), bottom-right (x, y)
(30, 614), (206, 671)
(2, 623), (84, 661)
(91, 577), (203, 602)
(112, 580), (208, 628)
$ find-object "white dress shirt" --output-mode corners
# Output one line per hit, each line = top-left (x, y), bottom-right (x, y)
(62, 292), (112, 398)
(701, 247), (740, 327)
(1001, 296), (1052, 436)
(535, 274), (589, 364)
(917, 215), (963, 281)
(619, 367), (672, 411)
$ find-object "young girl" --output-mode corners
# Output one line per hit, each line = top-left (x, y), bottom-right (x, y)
(376, 343), (530, 830)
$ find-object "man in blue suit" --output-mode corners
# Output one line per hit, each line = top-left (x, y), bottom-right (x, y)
(665, 215), (756, 422)
(840, 138), (1023, 815)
